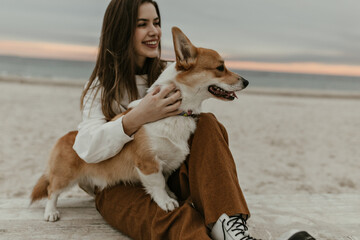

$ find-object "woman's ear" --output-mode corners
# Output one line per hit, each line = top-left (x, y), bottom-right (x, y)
(172, 27), (197, 70)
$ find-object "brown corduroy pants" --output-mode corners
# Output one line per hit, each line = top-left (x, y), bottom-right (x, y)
(95, 113), (250, 240)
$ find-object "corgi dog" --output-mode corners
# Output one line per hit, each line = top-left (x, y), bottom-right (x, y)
(30, 27), (249, 221)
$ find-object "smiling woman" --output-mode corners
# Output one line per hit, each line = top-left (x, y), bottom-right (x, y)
(65, 0), (257, 239)
(133, 2), (162, 67)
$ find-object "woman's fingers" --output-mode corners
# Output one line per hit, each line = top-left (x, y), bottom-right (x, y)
(139, 84), (183, 121)
(152, 84), (182, 107)
(166, 109), (184, 118)
(157, 83), (177, 99)
(164, 99), (182, 114)
(164, 90), (181, 106)
(150, 85), (161, 95)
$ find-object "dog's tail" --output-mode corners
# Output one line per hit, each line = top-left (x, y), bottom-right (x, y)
(30, 174), (49, 204)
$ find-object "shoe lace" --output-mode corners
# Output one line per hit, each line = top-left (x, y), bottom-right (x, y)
(223, 215), (260, 240)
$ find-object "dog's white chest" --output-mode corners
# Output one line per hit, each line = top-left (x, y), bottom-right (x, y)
(144, 116), (197, 173)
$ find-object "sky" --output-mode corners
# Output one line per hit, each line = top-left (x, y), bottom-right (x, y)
(1, 0), (360, 76)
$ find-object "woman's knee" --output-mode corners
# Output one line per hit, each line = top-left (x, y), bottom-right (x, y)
(197, 113), (229, 143)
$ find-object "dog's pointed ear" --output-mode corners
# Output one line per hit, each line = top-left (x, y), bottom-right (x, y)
(172, 27), (197, 70)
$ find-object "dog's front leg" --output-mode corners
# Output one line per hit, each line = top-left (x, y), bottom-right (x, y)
(136, 165), (179, 212)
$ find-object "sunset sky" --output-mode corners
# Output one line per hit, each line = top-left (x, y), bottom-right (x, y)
(1, 0), (360, 76)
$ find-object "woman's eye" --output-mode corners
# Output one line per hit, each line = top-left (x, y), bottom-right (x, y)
(216, 65), (225, 72)
(137, 22), (146, 27)
(154, 21), (160, 26)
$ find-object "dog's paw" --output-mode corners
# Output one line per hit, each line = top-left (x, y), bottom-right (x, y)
(165, 188), (178, 200)
(156, 197), (179, 212)
(44, 210), (60, 222)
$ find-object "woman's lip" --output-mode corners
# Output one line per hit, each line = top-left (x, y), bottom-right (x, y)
(143, 40), (159, 48)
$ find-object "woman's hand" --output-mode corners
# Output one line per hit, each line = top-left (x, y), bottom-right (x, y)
(122, 83), (182, 136)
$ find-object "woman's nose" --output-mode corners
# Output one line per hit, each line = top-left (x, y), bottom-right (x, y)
(149, 24), (160, 36)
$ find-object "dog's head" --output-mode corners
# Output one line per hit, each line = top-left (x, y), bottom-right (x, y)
(172, 27), (248, 101)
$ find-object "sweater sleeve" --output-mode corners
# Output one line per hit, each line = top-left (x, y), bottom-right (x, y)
(72, 85), (133, 163)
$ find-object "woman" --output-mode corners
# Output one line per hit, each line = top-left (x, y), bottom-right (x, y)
(73, 0), (314, 240)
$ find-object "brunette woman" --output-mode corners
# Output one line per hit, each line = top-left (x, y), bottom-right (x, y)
(73, 1), (315, 240)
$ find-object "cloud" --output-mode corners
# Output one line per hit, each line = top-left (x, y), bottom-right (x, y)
(0, 40), (97, 62)
(226, 61), (360, 77)
(157, 0), (360, 66)
(0, 0), (107, 45)
(2, 39), (360, 77)
(1, 0), (360, 76)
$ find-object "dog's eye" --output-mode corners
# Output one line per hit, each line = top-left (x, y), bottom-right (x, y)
(216, 65), (225, 72)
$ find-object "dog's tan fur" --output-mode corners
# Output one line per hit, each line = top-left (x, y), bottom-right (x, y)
(175, 49), (241, 97)
(36, 123), (156, 190)
(30, 106), (158, 202)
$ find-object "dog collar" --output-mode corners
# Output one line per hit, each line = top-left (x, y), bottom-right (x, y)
(178, 110), (199, 118)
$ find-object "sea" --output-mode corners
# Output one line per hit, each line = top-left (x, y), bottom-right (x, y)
(1, 55), (360, 93)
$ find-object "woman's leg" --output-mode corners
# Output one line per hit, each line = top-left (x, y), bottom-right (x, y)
(167, 112), (250, 226)
(95, 112), (249, 239)
(95, 182), (211, 240)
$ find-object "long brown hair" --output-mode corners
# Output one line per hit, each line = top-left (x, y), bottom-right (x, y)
(81, 0), (165, 120)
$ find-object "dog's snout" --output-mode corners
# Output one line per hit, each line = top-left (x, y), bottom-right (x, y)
(238, 76), (249, 88)
(243, 78), (249, 87)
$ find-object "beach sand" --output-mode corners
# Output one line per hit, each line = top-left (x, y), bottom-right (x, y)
(0, 79), (359, 238)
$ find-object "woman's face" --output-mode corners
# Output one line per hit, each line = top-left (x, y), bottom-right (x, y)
(133, 2), (162, 68)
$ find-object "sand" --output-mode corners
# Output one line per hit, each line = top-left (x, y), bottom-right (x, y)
(0, 79), (360, 238)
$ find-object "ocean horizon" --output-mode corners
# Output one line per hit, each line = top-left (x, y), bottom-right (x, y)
(1, 55), (360, 92)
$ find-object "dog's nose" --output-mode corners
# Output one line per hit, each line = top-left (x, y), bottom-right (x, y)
(242, 78), (249, 87)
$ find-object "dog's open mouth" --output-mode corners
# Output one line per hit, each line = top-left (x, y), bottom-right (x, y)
(208, 85), (238, 100)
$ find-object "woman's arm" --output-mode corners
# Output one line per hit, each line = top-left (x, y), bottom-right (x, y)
(122, 83), (182, 136)
(72, 85), (133, 163)
(73, 83), (182, 163)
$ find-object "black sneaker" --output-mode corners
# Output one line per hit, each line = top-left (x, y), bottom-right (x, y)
(280, 230), (316, 240)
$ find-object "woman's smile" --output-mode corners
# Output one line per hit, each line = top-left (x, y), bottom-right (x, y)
(142, 39), (159, 48)
(134, 2), (162, 67)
